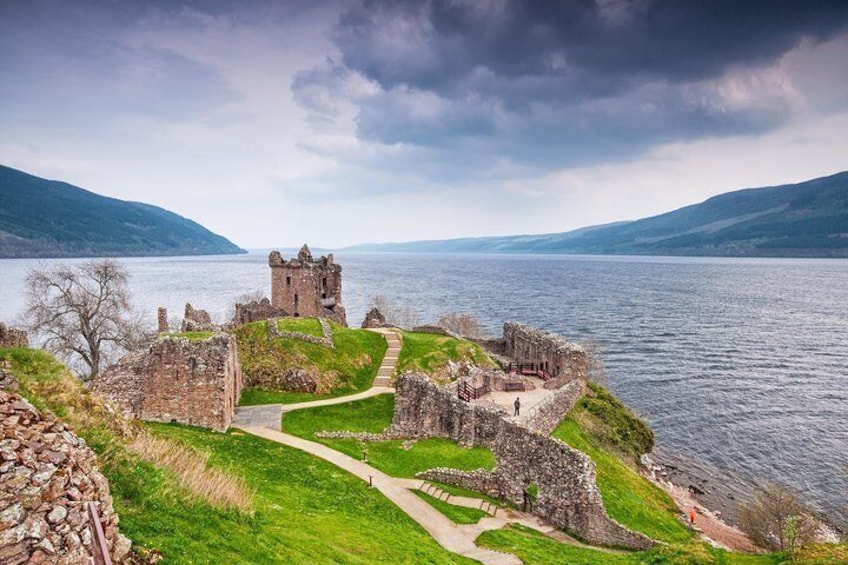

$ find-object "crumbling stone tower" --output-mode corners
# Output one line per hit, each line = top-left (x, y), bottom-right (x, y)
(269, 244), (347, 326)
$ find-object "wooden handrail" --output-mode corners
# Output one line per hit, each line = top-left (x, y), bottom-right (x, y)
(87, 502), (112, 565)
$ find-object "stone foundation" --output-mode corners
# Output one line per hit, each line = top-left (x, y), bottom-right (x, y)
(0, 391), (134, 564)
(92, 334), (242, 432)
(0, 322), (28, 349)
(392, 375), (653, 549)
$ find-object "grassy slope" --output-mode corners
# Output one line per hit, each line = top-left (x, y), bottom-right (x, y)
(478, 524), (783, 565)
(395, 331), (495, 377)
(282, 394), (495, 478)
(236, 319), (387, 405)
(276, 317), (323, 336)
(413, 491), (488, 525)
(0, 347), (475, 564)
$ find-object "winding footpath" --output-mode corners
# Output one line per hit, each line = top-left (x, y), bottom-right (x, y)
(232, 329), (525, 564)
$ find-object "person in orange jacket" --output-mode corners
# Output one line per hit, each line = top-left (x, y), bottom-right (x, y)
(689, 507), (696, 529)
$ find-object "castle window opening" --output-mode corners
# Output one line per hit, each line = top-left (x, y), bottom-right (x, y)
(322, 277), (327, 289)
(286, 275), (291, 286)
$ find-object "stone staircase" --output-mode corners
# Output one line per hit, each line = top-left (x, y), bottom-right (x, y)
(373, 331), (401, 388)
(418, 482), (499, 517)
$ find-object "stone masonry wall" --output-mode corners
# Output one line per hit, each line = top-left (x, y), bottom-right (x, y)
(233, 298), (287, 326)
(269, 245), (347, 326)
(0, 390), (133, 564)
(92, 334), (242, 432)
(502, 322), (586, 386)
(0, 322), (28, 349)
(520, 379), (585, 436)
(392, 375), (653, 550)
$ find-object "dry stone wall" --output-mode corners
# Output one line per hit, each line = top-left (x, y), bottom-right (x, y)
(92, 334), (242, 432)
(0, 390), (134, 564)
(0, 323), (28, 349)
(392, 375), (652, 549)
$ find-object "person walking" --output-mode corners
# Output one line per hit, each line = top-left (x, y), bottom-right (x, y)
(514, 397), (521, 416)
(689, 507), (696, 530)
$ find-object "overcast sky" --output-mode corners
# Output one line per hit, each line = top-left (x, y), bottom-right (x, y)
(2, 0), (847, 248)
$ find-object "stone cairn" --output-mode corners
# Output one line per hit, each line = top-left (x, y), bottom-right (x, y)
(0, 387), (135, 564)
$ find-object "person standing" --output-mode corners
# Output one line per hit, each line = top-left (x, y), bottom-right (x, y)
(689, 507), (696, 530)
(514, 397), (521, 416)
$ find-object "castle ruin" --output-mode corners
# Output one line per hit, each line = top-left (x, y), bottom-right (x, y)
(268, 244), (347, 326)
(92, 334), (243, 432)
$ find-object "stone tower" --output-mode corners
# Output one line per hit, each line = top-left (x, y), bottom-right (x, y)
(268, 244), (347, 325)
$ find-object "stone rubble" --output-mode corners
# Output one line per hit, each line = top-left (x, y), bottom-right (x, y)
(0, 388), (135, 564)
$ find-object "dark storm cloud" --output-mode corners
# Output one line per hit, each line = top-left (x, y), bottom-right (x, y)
(293, 0), (848, 173)
(335, 0), (848, 95)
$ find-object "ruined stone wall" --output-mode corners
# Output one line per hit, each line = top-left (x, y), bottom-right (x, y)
(521, 379), (585, 436)
(268, 245), (346, 325)
(180, 303), (215, 332)
(0, 322), (28, 349)
(92, 334), (242, 432)
(234, 298), (287, 326)
(0, 390), (134, 564)
(392, 375), (652, 549)
(502, 322), (586, 384)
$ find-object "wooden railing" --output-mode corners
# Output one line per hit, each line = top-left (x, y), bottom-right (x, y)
(458, 379), (489, 402)
(87, 502), (112, 565)
(507, 363), (553, 382)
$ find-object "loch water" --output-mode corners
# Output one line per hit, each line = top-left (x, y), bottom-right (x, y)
(1, 252), (846, 526)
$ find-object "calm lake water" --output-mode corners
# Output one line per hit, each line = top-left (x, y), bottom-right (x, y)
(1, 252), (846, 525)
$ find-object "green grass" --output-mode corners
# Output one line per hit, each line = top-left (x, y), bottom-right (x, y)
(0, 347), (476, 564)
(413, 491), (488, 525)
(478, 524), (784, 565)
(159, 331), (216, 340)
(277, 317), (324, 336)
(552, 418), (691, 544)
(282, 395), (495, 479)
(234, 320), (387, 404)
(395, 331), (496, 378)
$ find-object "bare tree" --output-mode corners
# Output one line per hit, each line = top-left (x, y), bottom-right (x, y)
(579, 339), (609, 387)
(23, 260), (148, 381)
(740, 483), (818, 554)
(436, 312), (486, 339)
(369, 295), (420, 329)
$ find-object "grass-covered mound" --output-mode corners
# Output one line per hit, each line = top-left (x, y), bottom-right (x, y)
(395, 331), (495, 379)
(234, 319), (387, 405)
(477, 524), (782, 565)
(0, 347), (478, 564)
(282, 394), (496, 478)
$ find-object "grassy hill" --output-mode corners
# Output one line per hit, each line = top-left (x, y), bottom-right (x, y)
(0, 164), (245, 258)
(346, 171), (848, 258)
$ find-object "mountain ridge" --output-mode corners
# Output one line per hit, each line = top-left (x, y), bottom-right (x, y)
(345, 171), (848, 258)
(0, 164), (246, 258)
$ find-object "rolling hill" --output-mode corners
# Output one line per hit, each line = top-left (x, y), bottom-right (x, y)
(347, 171), (848, 258)
(0, 165), (245, 258)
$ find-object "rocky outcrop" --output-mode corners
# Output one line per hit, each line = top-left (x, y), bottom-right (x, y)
(92, 334), (242, 432)
(0, 390), (134, 564)
(392, 374), (653, 550)
(0, 323), (28, 349)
